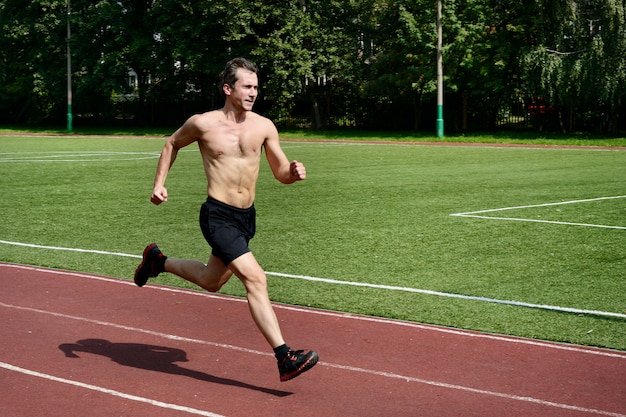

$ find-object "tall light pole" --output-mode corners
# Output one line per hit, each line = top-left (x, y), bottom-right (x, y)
(436, 0), (444, 138)
(66, 0), (73, 132)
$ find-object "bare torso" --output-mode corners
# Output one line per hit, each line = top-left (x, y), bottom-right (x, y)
(151, 67), (300, 210)
(194, 110), (269, 208)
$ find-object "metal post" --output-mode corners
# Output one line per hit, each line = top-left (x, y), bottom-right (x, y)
(66, 0), (73, 132)
(436, 0), (444, 138)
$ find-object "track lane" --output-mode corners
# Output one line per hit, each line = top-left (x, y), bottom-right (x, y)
(1, 263), (625, 417)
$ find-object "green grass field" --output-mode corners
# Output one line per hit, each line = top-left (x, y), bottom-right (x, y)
(1, 134), (625, 350)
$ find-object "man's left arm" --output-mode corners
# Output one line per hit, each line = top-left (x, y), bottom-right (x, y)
(264, 123), (306, 184)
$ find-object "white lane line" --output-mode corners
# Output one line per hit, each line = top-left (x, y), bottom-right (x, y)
(2, 300), (624, 417)
(1, 240), (624, 319)
(274, 303), (626, 359)
(0, 361), (226, 417)
(3, 262), (626, 349)
(325, 363), (626, 417)
(0, 301), (269, 357)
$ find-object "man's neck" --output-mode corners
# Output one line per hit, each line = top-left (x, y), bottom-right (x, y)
(221, 103), (250, 123)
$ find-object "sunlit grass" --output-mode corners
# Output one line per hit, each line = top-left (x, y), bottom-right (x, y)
(1, 134), (624, 350)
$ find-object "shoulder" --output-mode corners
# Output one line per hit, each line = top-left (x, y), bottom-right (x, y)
(178, 111), (223, 137)
(170, 111), (219, 146)
(248, 112), (278, 136)
(246, 111), (271, 124)
(187, 110), (222, 127)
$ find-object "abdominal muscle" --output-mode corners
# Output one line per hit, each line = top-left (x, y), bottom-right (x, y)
(195, 114), (266, 209)
(204, 154), (260, 209)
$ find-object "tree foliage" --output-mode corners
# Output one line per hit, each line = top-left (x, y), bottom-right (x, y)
(0, 0), (624, 133)
(519, 0), (626, 132)
(0, 0), (67, 123)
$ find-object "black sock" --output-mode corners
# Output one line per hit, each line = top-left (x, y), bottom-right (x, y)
(273, 344), (291, 361)
(156, 254), (167, 273)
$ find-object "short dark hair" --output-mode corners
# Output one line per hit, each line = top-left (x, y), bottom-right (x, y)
(218, 58), (259, 97)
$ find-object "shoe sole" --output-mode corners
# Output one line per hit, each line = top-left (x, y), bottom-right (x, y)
(280, 351), (319, 382)
(134, 243), (158, 287)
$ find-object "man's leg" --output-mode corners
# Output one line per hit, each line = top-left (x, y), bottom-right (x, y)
(165, 254), (233, 293)
(135, 247), (279, 338)
(134, 244), (318, 381)
(227, 252), (285, 348)
(227, 252), (319, 381)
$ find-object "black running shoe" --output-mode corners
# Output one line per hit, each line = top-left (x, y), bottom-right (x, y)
(278, 349), (319, 381)
(134, 243), (164, 287)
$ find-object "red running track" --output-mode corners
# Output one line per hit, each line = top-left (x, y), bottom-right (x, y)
(1, 262), (625, 417)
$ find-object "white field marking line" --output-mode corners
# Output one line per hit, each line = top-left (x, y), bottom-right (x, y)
(0, 151), (160, 163)
(2, 303), (625, 417)
(1, 240), (625, 320)
(0, 148), (194, 162)
(0, 240), (142, 258)
(450, 195), (626, 230)
(0, 151), (156, 156)
(0, 157), (159, 162)
(265, 271), (626, 319)
(5, 134), (624, 151)
(3, 262), (626, 360)
(0, 362), (226, 417)
(451, 215), (626, 230)
(273, 303), (626, 359)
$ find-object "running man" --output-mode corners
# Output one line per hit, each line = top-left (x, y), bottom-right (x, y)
(134, 57), (318, 382)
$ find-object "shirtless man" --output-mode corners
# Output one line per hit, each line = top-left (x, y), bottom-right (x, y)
(134, 58), (318, 382)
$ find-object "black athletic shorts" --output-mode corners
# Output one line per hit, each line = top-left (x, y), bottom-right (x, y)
(199, 197), (256, 265)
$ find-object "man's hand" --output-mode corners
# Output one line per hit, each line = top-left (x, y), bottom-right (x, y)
(290, 160), (306, 181)
(151, 186), (168, 205)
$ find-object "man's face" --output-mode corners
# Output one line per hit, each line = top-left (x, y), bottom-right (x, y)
(227, 68), (258, 111)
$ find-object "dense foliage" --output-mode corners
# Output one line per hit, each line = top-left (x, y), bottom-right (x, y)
(1, 0), (624, 133)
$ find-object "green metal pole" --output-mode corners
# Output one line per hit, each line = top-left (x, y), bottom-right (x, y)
(436, 0), (444, 138)
(66, 0), (73, 132)
(436, 104), (444, 138)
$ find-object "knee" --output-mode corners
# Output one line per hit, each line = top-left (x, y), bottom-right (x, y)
(199, 269), (231, 293)
(242, 272), (268, 294)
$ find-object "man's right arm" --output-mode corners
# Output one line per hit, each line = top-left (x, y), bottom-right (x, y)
(151, 115), (201, 205)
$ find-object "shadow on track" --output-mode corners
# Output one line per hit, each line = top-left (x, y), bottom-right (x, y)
(58, 338), (291, 397)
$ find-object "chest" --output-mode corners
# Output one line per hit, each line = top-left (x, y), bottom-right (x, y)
(201, 125), (264, 159)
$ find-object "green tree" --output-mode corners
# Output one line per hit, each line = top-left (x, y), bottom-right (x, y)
(364, 0), (438, 129)
(151, 0), (248, 116)
(1, 0), (622, 132)
(445, 0), (529, 130)
(248, 0), (368, 128)
(0, 0), (67, 123)
(579, 0), (626, 133)
(520, 0), (626, 132)
(69, 0), (130, 121)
